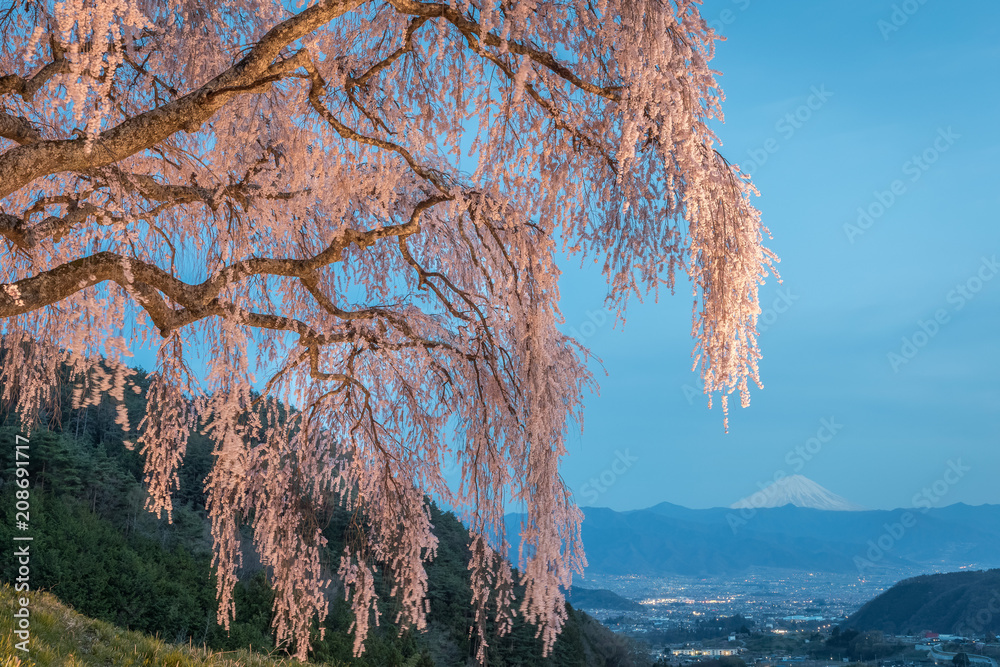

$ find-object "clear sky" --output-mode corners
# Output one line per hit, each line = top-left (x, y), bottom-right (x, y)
(554, 0), (1000, 511)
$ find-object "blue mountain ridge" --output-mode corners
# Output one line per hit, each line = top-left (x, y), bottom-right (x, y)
(504, 502), (1000, 576)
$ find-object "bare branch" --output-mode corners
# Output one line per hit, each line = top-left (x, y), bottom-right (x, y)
(387, 0), (623, 101)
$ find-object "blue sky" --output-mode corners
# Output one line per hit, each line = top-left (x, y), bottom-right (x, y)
(554, 0), (1000, 511)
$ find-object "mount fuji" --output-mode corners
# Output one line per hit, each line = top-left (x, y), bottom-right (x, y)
(505, 489), (1000, 577)
(730, 474), (866, 512)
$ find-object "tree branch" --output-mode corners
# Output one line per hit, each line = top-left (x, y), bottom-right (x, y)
(0, 1), (363, 199)
(0, 195), (448, 335)
(386, 0), (623, 101)
(0, 112), (41, 145)
(0, 35), (70, 102)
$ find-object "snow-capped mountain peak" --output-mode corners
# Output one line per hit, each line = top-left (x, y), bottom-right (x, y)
(730, 474), (865, 511)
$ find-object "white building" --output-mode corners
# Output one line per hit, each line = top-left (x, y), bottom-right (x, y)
(671, 648), (745, 657)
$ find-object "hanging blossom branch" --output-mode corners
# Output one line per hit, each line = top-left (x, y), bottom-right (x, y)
(0, 0), (776, 661)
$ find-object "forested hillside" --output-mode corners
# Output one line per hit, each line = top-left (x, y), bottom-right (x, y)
(845, 570), (1000, 637)
(0, 364), (649, 666)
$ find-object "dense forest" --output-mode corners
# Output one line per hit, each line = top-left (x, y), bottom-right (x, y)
(0, 363), (650, 666)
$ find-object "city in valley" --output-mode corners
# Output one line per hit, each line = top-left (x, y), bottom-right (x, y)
(553, 476), (1000, 666)
(569, 567), (1000, 666)
(579, 568), (894, 626)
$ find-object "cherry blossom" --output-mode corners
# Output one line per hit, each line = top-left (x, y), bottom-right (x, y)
(0, 0), (776, 660)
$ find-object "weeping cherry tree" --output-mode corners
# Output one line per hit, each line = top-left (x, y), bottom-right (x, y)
(0, 0), (776, 660)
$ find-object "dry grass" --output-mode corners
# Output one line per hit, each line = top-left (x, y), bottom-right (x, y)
(0, 584), (340, 667)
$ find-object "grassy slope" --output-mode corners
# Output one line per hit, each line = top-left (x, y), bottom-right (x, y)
(0, 583), (341, 667)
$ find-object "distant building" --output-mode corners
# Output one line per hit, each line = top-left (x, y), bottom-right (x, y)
(672, 648), (745, 657)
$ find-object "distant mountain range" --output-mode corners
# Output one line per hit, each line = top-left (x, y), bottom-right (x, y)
(845, 569), (1000, 636)
(507, 500), (1000, 576)
(731, 475), (866, 512)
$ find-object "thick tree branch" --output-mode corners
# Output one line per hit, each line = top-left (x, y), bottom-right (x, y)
(0, 195), (447, 334)
(0, 35), (69, 102)
(0, 1), (363, 199)
(0, 173), (301, 251)
(0, 201), (108, 249)
(0, 112), (41, 145)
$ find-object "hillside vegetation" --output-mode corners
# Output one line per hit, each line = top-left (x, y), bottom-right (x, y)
(845, 569), (1000, 636)
(0, 584), (311, 667)
(0, 364), (649, 666)
(567, 587), (644, 612)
